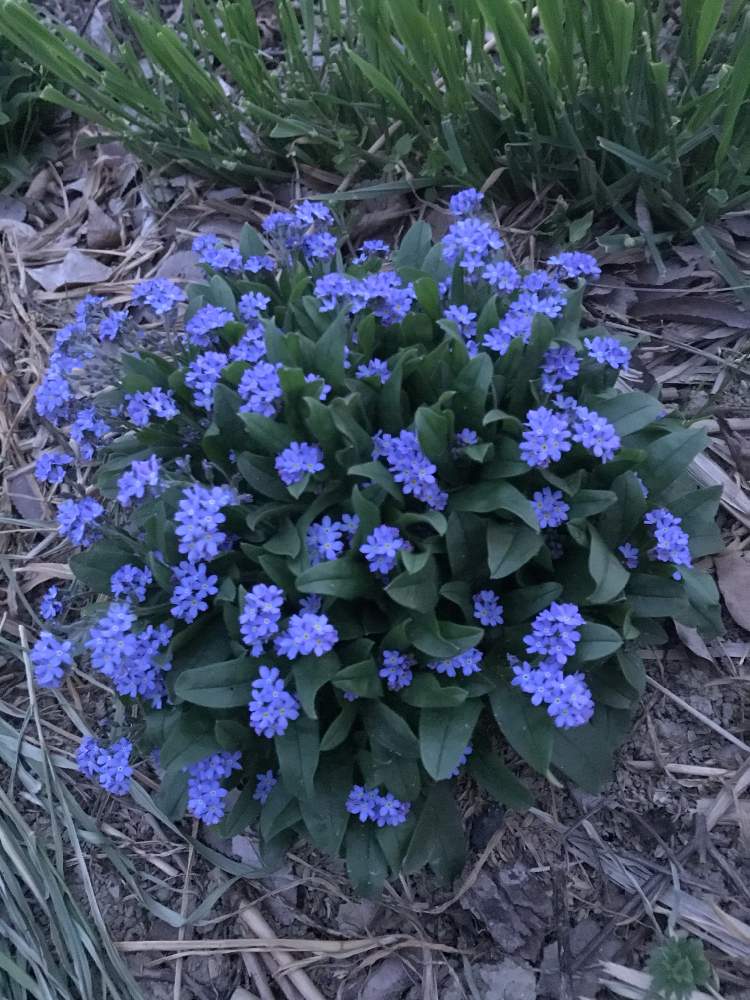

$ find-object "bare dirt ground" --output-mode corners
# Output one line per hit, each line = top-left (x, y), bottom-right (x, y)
(3, 5), (750, 993)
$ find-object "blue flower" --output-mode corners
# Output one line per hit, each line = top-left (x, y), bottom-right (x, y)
(186, 752), (242, 824)
(644, 508), (692, 579)
(483, 312), (533, 354)
(360, 525), (405, 574)
(482, 260), (521, 292)
(618, 542), (640, 569)
(124, 387), (179, 427)
(229, 323), (267, 363)
(547, 251), (601, 280)
(374, 792), (410, 827)
(454, 428), (478, 450)
(131, 278), (186, 314)
(541, 345), (580, 393)
(428, 648), (483, 677)
(185, 350), (228, 409)
(174, 483), (235, 562)
(75, 294), (104, 325)
(56, 497), (103, 547)
(546, 672), (595, 728)
(356, 358), (390, 383)
(248, 666), (300, 738)
(254, 769), (277, 804)
(35, 451), (73, 485)
(238, 360), (282, 416)
(450, 744), (473, 778)
(117, 454), (161, 506)
(523, 602), (584, 667)
(532, 487), (569, 528)
(374, 430), (447, 510)
(473, 590), (504, 627)
(31, 631), (73, 687)
(36, 370), (73, 424)
(442, 217), (503, 274)
(275, 441), (324, 486)
(583, 335), (631, 370)
(244, 255), (275, 274)
(353, 239), (390, 264)
(239, 583), (285, 655)
(171, 561), (218, 622)
(303, 230), (337, 263)
(70, 407), (111, 460)
(238, 291), (271, 321)
(313, 273), (352, 312)
(185, 305), (235, 347)
(111, 564), (153, 603)
(570, 405), (620, 462)
(520, 406), (572, 468)
(192, 234), (244, 273)
(77, 736), (133, 795)
(449, 187), (484, 216)
(346, 785), (379, 822)
(39, 585), (63, 621)
(98, 309), (129, 342)
(307, 516), (344, 564)
(444, 304), (477, 341)
(379, 650), (415, 691)
(275, 612), (339, 659)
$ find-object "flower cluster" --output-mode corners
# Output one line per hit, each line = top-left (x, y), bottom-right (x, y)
(239, 583), (284, 655)
(76, 736), (133, 795)
(85, 603), (172, 707)
(644, 508), (692, 579)
(186, 752), (242, 824)
(346, 786), (410, 827)
(373, 430), (447, 510)
(248, 666), (300, 738)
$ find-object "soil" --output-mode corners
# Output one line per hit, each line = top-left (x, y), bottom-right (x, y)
(3, 3), (750, 998)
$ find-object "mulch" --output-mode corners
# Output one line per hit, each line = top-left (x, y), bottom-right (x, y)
(2, 45), (750, 1000)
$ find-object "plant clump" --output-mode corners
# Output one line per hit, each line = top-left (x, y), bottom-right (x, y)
(29, 190), (723, 892)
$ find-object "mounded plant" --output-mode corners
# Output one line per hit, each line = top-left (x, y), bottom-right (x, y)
(30, 192), (723, 892)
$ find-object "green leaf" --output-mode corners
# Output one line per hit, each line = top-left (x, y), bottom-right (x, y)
(275, 717), (320, 800)
(346, 824), (388, 897)
(591, 391), (663, 437)
(567, 489), (617, 520)
(299, 763), (352, 856)
(259, 784), (302, 842)
(490, 684), (554, 775)
(553, 706), (632, 792)
(452, 353), (493, 429)
(419, 701), (482, 780)
(576, 623), (624, 661)
(332, 658), (382, 699)
(587, 526), (630, 603)
(414, 276), (441, 319)
(468, 749), (534, 809)
(407, 615), (484, 658)
(296, 555), (376, 598)
(643, 427), (709, 497)
(487, 522), (543, 579)
(399, 673), (468, 708)
(314, 308), (349, 388)
(466, 481), (539, 529)
(446, 511), (486, 580)
(503, 582), (562, 623)
(347, 461), (403, 501)
(392, 220), (433, 269)
(626, 573), (690, 619)
(69, 538), (136, 592)
(217, 786), (261, 838)
(363, 702), (419, 758)
(385, 557), (439, 613)
(236, 451), (290, 500)
(239, 411), (294, 455)
(403, 782), (465, 882)
(320, 702), (357, 751)
(292, 653), (340, 717)
(174, 657), (254, 707)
